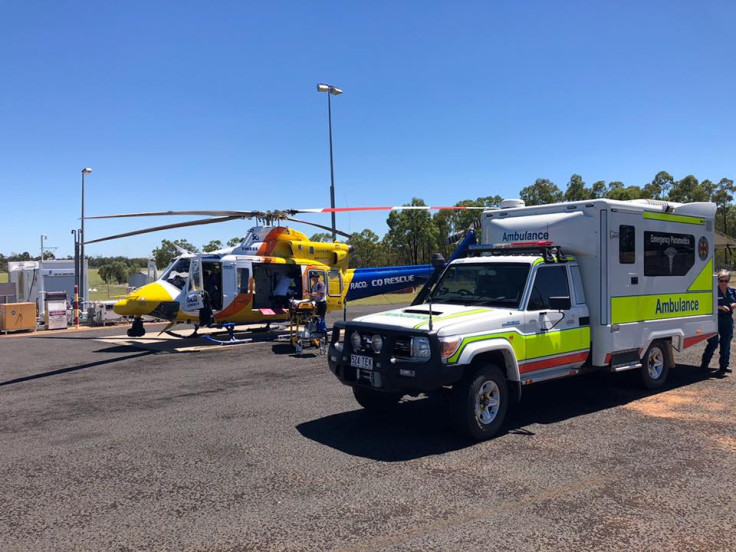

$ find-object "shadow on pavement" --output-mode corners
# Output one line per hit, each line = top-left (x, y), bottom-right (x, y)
(0, 351), (155, 387)
(297, 364), (713, 461)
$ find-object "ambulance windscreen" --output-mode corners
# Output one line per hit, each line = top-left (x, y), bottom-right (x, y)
(430, 263), (530, 308)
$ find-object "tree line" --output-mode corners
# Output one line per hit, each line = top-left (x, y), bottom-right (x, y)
(3, 170), (734, 276)
(341, 171), (734, 268)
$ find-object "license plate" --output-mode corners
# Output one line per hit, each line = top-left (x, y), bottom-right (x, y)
(351, 354), (373, 370)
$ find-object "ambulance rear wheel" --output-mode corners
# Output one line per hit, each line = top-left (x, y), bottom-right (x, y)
(451, 364), (508, 441)
(640, 340), (670, 390)
(353, 387), (403, 412)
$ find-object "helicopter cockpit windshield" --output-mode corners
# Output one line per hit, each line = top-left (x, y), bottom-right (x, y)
(162, 258), (191, 290)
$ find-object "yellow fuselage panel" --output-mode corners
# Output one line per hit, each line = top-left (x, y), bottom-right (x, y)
(113, 282), (174, 316)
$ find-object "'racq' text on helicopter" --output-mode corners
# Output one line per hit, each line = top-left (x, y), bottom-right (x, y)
(84, 206), (484, 338)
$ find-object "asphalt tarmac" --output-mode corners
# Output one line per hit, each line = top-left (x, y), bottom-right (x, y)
(1, 305), (734, 551)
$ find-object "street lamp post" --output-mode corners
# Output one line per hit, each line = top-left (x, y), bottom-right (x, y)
(80, 167), (92, 308)
(40, 234), (48, 261)
(71, 229), (79, 292)
(316, 83), (343, 241)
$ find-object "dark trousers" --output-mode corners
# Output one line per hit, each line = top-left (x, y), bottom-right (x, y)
(702, 315), (734, 370)
(316, 301), (327, 332)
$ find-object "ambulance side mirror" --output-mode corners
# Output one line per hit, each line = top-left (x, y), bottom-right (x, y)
(549, 296), (571, 311)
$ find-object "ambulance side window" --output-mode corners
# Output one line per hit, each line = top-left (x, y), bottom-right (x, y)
(619, 225), (635, 264)
(570, 266), (586, 305)
(527, 265), (570, 311)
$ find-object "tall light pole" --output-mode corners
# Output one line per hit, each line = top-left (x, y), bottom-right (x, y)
(40, 234), (48, 261)
(317, 83), (343, 241)
(80, 167), (92, 307)
(72, 229), (79, 295)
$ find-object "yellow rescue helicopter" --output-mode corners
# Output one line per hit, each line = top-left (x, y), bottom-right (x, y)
(85, 206), (483, 339)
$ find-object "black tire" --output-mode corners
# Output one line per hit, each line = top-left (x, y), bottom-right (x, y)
(640, 340), (670, 390)
(352, 387), (403, 412)
(128, 318), (145, 337)
(451, 364), (508, 441)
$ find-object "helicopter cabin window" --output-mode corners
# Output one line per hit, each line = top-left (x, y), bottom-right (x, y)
(327, 270), (342, 296)
(162, 258), (190, 291)
(309, 246), (315, 255)
(619, 225), (635, 264)
(237, 268), (250, 294)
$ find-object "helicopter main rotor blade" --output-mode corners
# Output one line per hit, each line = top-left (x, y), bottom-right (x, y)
(86, 205), (487, 221)
(85, 210), (261, 220)
(289, 205), (487, 214)
(284, 217), (353, 239)
(84, 215), (242, 245)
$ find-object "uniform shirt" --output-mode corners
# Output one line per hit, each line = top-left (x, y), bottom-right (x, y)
(312, 280), (326, 303)
(717, 285), (736, 317)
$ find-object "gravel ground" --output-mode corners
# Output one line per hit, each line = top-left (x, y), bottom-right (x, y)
(0, 306), (734, 551)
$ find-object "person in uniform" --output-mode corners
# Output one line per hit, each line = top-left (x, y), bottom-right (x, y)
(701, 269), (736, 377)
(309, 273), (327, 332)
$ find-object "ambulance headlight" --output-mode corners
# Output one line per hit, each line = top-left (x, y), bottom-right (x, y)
(350, 331), (363, 351)
(370, 334), (383, 354)
(412, 337), (431, 360)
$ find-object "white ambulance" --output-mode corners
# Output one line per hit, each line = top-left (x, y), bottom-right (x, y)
(327, 199), (717, 440)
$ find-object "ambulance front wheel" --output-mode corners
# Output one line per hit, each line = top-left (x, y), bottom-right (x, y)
(640, 340), (670, 390)
(451, 364), (508, 441)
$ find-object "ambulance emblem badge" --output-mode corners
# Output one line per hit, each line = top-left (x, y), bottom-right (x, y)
(698, 236), (708, 261)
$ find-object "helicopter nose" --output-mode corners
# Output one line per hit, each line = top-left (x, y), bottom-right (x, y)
(113, 282), (173, 316)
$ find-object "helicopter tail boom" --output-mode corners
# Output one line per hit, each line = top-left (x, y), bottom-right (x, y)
(345, 265), (434, 302)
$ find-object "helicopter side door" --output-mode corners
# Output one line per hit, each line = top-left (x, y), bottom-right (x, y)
(219, 259), (239, 311)
(202, 261), (224, 311)
(181, 256), (204, 316)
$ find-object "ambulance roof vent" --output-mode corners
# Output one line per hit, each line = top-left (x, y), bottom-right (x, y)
(500, 199), (525, 209)
(628, 199), (673, 210)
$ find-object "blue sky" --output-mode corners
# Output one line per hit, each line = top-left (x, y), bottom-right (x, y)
(1, 1), (734, 259)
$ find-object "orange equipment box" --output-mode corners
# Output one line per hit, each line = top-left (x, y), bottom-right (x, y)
(0, 302), (37, 333)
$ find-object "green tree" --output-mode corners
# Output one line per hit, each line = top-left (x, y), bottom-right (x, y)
(712, 178), (735, 234)
(643, 171), (674, 200)
(98, 264), (114, 284)
(152, 239), (198, 269)
(348, 229), (386, 268)
(227, 237), (242, 247)
(202, 240), (223, 252)
(564, 174), (590, 202)
(519, 179), (563, 206)
(590, 180), (607, 199)
(606, 182), (647, 201)
(669, 175), (713, 203)
(385, 198), (439, 265)
(309, 233), (332, 242)
(432, 196), (500, 258)
(98, 262), (129, 284)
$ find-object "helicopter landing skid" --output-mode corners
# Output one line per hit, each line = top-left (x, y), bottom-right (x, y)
(162, 322), (287, 345)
